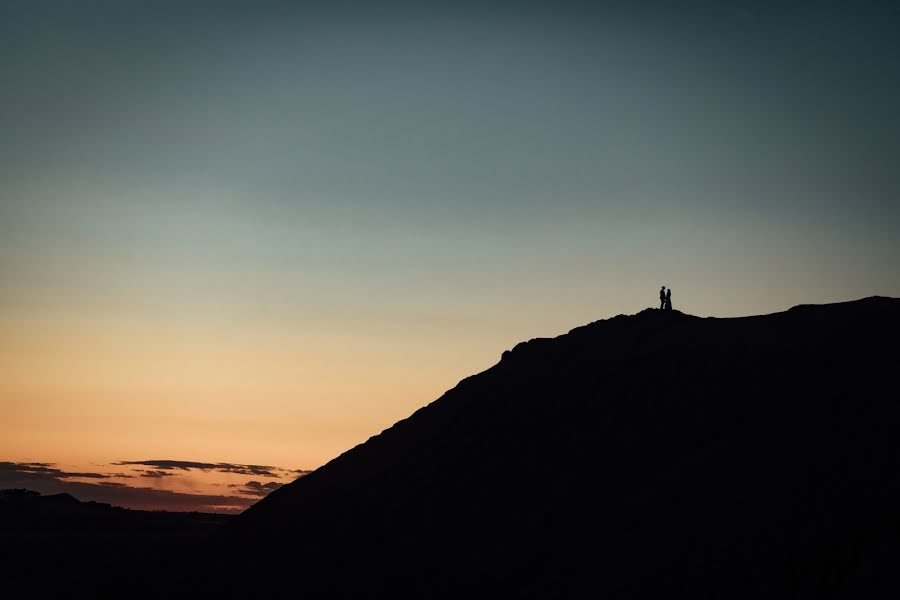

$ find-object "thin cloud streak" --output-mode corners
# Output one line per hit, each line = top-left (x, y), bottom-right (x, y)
(136, 469), (177, 478)
(0, 461), (117, 481)
(112, 459), (310, 478)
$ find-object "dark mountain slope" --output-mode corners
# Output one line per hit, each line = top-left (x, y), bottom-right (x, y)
(204, 297), (900, 598)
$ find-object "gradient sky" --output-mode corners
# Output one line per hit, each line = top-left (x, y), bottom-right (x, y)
(2, 0), (899, 510)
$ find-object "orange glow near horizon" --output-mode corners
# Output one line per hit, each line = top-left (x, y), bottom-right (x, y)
(0, 301), (519, 510)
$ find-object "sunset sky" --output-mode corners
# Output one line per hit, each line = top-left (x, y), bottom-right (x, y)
(2, 0), (899, 511)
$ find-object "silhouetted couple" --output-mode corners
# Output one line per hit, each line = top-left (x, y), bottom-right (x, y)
(659, 286), (673, 311)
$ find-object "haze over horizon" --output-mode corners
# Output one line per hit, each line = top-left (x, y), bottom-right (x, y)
(2, 0), (899, 511)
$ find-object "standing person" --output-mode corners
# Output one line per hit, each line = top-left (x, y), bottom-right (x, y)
(665, 288), (673, 311)
(660, 286), (666, 310)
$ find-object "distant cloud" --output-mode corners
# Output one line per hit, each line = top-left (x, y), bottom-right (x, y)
(113, 459), (305, 478)
(0, 461), (252, 512)
(0, 458), (309, 513)
(0, 461), (255, 512)
(0, 461), (116, 482)
(136, 469), (176, 478)
(0, 460), (308, 512)
(228, 480), (284, 497)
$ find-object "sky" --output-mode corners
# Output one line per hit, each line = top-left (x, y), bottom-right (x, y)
(2, 0), (899, 511)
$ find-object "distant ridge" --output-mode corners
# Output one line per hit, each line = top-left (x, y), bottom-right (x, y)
(0, 489), (231, 598)
(196, 297), (900, 599)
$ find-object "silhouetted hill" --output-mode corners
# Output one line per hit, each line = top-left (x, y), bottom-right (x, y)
(197, 297), (900, 599)
(0, 489), (230, 596)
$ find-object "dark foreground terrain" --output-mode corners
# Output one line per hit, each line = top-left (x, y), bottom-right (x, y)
(6, 298), (899, 598)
